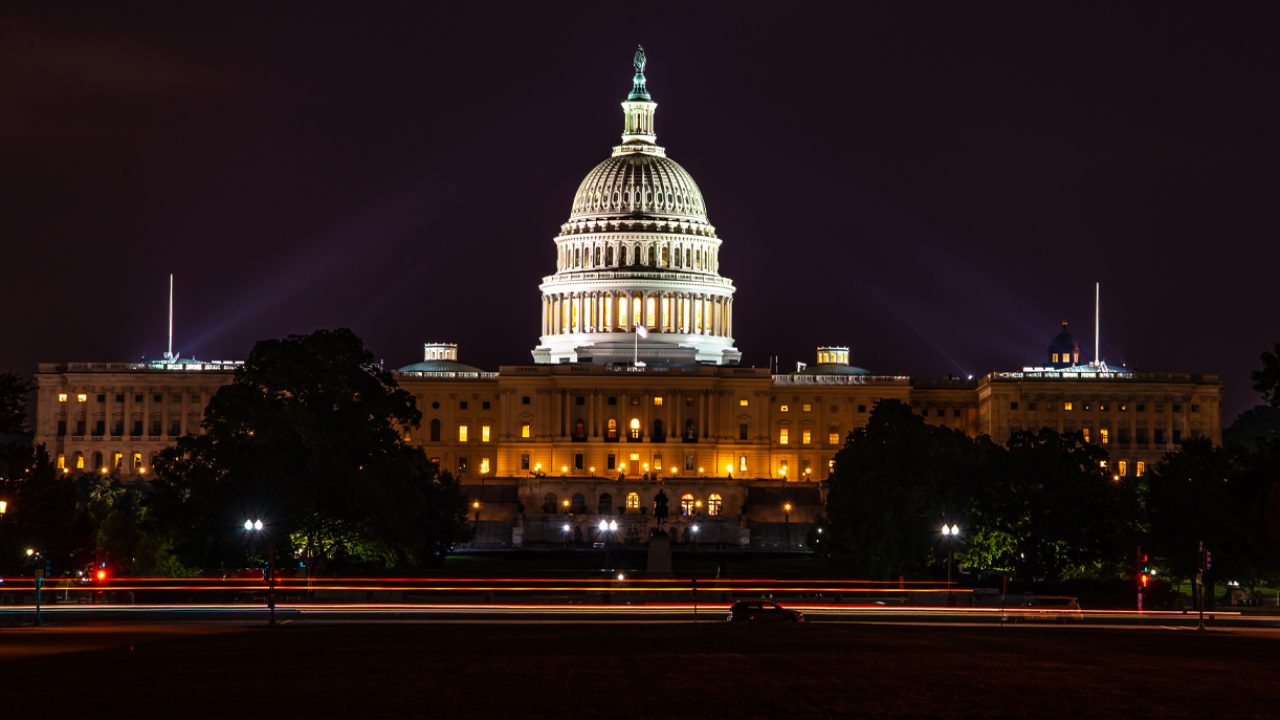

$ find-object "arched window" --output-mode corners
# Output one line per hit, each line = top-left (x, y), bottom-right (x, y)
(661, 245), (670, 267)
(606, 418), (619, 441)
(598, 493), (613, 515)
(573, 419), (586, 441)
(707, 493), (723, 516)
(542, 493), (557, 514)
(680, 493), (696, 516)
(739, 455), (747, 473)
(629, 418), (642, 441)
(606, 246), (614, 266)
(74, 451), (85, 469)
(683, 419), (697, 442)
(429, 418), (441, 442)
(92, 451), (103, 469)
(571, 493), (587, 514)
(626, 492), (640, 511)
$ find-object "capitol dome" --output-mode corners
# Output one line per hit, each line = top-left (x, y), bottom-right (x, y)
(569, 153), (709, 224)
(532, 47), (740, 367)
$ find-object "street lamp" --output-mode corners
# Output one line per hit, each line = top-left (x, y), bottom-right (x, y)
(691, 523), (700, 551)
(244, 518), (276, 626)
(783, 502), (793, 550)
(941, 522), (961, 603)
(472, 499), (482, 523)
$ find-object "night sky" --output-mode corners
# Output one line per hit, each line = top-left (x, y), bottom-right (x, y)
(4, 3), (1277, 420)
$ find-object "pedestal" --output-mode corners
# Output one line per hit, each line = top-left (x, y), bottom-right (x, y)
(647, 530), (673, 577)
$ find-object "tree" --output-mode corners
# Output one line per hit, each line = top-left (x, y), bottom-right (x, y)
(1146, 439), (1253, 584)
(149, 328), (468, 571)
(967, 429), (1138, 582)
(822, 400), (986, 578)
(0, 372), (32, 436)
(1252, 343), (1280, 408)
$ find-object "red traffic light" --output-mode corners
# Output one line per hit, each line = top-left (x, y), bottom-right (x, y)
(95, 568), (108, 582)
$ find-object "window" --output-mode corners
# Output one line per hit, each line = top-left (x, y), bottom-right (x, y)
(629, 452), (639, 463)
(480, 458), (490, 475)
(481, 425), (491, 442)
(113, 452), (123, 469)
(857, 404), (866, 413)
(97, 394), (105, 402)
(606, 418), (618, 440)
(608, 396), (618, 405)
(153, 394), (162, 403)
(739, 399), (749, 407)
(626, 492), (640, 510)
(1052, 353), (1059, 363)
(75, 453), (85, 470)
(458, 425), (469, 442)
(1117, 460), (1128, 477)
(77, 393), (88, 403)
(829, 431), (840, 445)
(1064, 402), (1073, 411)
(460, 401), (469, 410)
(1154, 428), (1165, 444)
(518, 422), (530, 439)
(458, 457), (469, 474)
(575, 396), (585, 406)
(520, 454), (530, 470)
(1100, 428), (1109, 445)
(574, 453), (584, 470)
(780, 404), (789, 413)
(542, 493), (558, 514)
(58, 393), (68, 403)
(1028, 401), (1038, 411)
(779, 428), (789, 445)
(57, 419), (66, 436)
(57, 453), (66, 469)
(1191, 404), (1200, 413)
(430, 419), (441, 442)
(684, 454), (695, 471)
(739, 455), (747, 473)
(802, 403), (811, 413)
(1136, 461), (1146, 477)
(482, 401), (491, 410)
(802, 429), (812, 445)
(653, 396), (663, 406)
(1136, 403), (1146, 412)
(607, 454), (616, 470)
(522, 395), (531, 405)
(629, 418), (642, 441)
(1082, 428), (1091, 443)
(707, 494), (723, 516)
(680, 493), (696, 516)
(738, 423), (748, 440)
(1010, 401), (1019, 410)
(1173, 404), (1182, 412)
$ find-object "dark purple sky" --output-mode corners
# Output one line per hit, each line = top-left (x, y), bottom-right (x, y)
(3, 2), (1277, 420)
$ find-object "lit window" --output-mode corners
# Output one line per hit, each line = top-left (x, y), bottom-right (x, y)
(739, 455), (747, 473)
(779, 461), (788, 478)
(57, 453), (66, 469)
(629, 452), (639, 462)
(1082, 428), (1091, 443)
(521, 422), (531, 439)
(1136, 461), (1146, 476)
(112, 452), (123, 468)
(739, 399), (749, 407)
(828, 432), (839, 445)
(653, 396), (663, 406)
(480, 458), (490, 474)
(802, 429), (811, 445)
(1063, 402), (1072, 411)
(132, 452), (142, 468)
(1052, 353), (1059, 363)
(606, 418), (618, 440)
(58, 393), (68, 403)
(629, 418), (642, 440)
(802, 403), (811, 413)
(75, 453), (85, 470)
(1100, 428), (1109, 445)
(481, 425), (491, 442)
(1099, 460), (1108, 469)
(458, 425), (469, 442)
(626, 492), (640, 510)
(780, 404), (789, 413)
(1117, 460), (1128, 476)
(680, 493), (696, 516)
(77, 393), (88, 403)
(707, 493), (723, 516)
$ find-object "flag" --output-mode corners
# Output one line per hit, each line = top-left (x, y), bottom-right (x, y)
(635, 323), (649, 339)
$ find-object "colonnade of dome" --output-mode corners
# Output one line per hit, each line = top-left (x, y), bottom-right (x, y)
(541, 291), (733, 338)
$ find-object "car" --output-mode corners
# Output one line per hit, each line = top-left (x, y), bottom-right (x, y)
(726, 600), (807, 623)
(1003, 595), (1083, 623)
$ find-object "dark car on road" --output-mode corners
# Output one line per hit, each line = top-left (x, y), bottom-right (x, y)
(726, 600), (807, 623)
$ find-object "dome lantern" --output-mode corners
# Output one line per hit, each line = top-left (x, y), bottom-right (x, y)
(618, 45), (661, 154)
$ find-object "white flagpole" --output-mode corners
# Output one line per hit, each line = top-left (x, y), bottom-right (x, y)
(1094, 281), (1100, 367)
(167, 273), (174, 361)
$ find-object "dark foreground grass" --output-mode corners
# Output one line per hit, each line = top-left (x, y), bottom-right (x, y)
(1, 622), (1275, 719)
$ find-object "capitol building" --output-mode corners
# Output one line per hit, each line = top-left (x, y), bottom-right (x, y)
(32, 49), (1223, 549)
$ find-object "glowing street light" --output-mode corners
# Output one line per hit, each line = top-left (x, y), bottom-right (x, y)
(243, 518), (275, 626)
(940, 522), (961, 603)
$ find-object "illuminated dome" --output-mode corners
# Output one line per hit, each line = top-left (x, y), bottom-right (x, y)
(569, 153), (709, 225)
(532, 47), (740, 366)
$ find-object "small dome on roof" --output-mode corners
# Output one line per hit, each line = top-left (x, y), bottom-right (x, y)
(1047, 322), (1080, 368)
(398, 343), (484, 374)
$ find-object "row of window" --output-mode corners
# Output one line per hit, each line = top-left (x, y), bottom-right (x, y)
(58, 392), (204, 404)
(56, 450), (152, 473)
(1017, 401), (1200, 413)
(542, 491), (725, 517)
(57, 416), (197, 437)
(558, 241), (716, 273)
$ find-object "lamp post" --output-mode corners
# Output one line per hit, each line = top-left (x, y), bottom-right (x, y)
(783, 502), (793, 550)
(244, 519), (276, 626)
(940, 522), (961, 604)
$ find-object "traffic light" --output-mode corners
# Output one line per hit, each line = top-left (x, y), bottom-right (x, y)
(1204, 550), (1212, 571)
(1139, 554), (1151, 588)
(95, 567), (108, 583)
